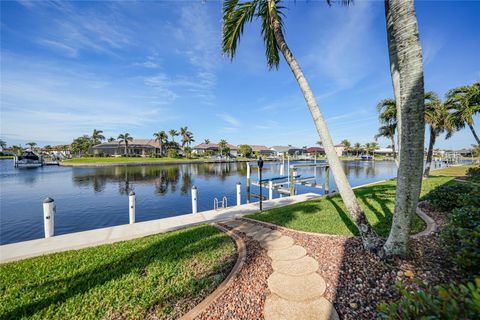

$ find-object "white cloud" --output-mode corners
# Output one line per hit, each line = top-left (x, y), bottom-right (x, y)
(216, 113), (241, 127)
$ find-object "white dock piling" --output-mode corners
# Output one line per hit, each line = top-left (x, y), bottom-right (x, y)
(191, 186), (198, 213)
(43, 197), (55, 238)
(246, 162), (251, 203)
(236, 182), (241, 206)
(129, 191), (136, 224)
(268, 180), (273, 200)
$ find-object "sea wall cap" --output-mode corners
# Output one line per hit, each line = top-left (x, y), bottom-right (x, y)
(129, 191), (135, 196)
(43, 197), (54, 203)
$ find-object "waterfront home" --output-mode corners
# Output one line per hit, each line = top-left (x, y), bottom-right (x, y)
(192, 143), (239, 156)
(373, 148), (395, 157)
(269, 146), (303, 157)
(334, 144), (346, 156)
(91, 139), (162, 156)
(305, 147), (325, 157)
(250, 145), (275, 156)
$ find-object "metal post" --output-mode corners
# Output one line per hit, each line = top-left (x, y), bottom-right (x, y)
(43, 197), (55, 238)
(258, 157), (264, 211)
(236, 182), (241, 206)
(191, 186), (198, 213)
(268, 180), (273, 200)
(246, 162), (251, 203)
(129, 191), (136, 224)
(325, 166), (330, 194)
(280, 162), (284, 176)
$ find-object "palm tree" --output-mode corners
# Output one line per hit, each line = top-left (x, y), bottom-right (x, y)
(117, 133), (133, 155)
(91, 129), (105, 145)
(0, 139), (6, 150)
(153, 130), (168, 156)
(218, 139), (228, 156)
(108, 137), (115, 142)
(353, 142), (362, 156)
(316, 140), (323, 147)
(222, 0), (377, 248)
(383, 0), (426, 258)
(375, 124), (396, 159)
(179, 127), (195, 149)
(341, 139), (351, 155)
(423, 92), (449, 177)
(26, 142), (37, 150)
(203, 138), (211, 144)
(445, 82), (480, 144)
(169, 129), (179, 142)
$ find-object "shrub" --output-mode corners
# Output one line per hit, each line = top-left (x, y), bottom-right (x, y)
(466, 166), (480, 183)
(166, 148), (178, 158)
(378, 279), (480, 319)
(425, 183), (475, 212)
(441, 206), (480, 275)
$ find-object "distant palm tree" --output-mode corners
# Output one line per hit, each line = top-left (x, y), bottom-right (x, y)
(445, 82), (480, 144)
(423, 92), (449, 176)
(91, 129), (105, 145)
(222, 0), (377, 248)
(316, 140), (322, 147)
(153, 130), (168, 156)
(179, 127), (194, 149)
(26, 142), (37, 150)
(117, 133), (133, 155)
(0, 139), (6, 149)
(218, 139), (228, 156)
(203, 138), (210, 144)
(375, 124), (396, 159)
(340, 139), (351, 155)
(353, 142), (362, 156)
(169, 129), (179, 142)
(108, 137), (115, 142)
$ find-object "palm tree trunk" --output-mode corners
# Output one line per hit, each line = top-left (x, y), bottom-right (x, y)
(468, 123), (480, 145)
(423, 126), (436, 177)
(267, 2), (378, 249)
(383, 0), (425, 258)
(390, 136), (397, 162)
(124, 142), (128, 155)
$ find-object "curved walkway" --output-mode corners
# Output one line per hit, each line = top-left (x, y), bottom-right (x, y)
(223, 219), (339, 320)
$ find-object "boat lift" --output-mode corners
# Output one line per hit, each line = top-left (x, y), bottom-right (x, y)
(246, 160), (331, 202)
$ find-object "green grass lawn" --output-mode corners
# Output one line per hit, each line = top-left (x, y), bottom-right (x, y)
(63, 157), (206, 163)
(248, 176), (456, 237)
(0, 225), (236, 319)
(0, 155), (14, 159)
(430, 164), (478, 177)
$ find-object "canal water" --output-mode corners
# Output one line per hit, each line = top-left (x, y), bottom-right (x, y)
(0, 159), (425, 244)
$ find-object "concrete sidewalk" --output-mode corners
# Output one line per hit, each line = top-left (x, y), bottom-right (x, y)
(0, 193), (320, 263)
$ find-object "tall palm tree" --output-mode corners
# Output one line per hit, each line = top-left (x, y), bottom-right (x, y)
(91, 129), (105, 146)
(117, 133), (133, 155)
(203, 138), (211, 144)
(179, 127), (195, 149)
(423, 92), (449, 177)
(353, 142), (362, 156)
(169, 129), (179, 142)
(340, 139), (351, 155)
(445, 82), (480, 144)
(383, 0), (426, 258)
(26, 142), (37, 150)
(375, 124), (396, 159)
(218, 139), (228, 156)
(222, 0), (377, 248)
(153, 130), (168, 156)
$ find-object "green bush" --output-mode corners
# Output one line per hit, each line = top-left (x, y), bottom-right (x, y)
(441, 206), (480, 275)
(425, 184), (476, 212)
(166, 148), (178, 158)
(466, 166), (480, 183)
(378, 279), (480, 319)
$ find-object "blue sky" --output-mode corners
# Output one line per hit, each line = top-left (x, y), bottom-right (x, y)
(1, 0), (479, 149)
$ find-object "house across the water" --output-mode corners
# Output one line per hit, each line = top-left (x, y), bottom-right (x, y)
(192, 143), (239, 156)
(91, 139), (162, 156)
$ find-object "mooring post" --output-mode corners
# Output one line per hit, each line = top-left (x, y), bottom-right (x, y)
(129, 191), (136, 224)
(280, 162), (284, 175)
(236, 182), (241, 206)
(191, 186), (198, 213)
(268, 180), (273, 200)
(246, 162), (251, 203)
(289, 167), (297, 196)
(325, 166), (330, 194)
(43, 197), (55, 238)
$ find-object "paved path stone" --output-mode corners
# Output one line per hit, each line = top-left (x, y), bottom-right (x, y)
(223, 219), (337, 319)
(272, 256), (319, 276)
(264, 295), (339, 320)
(260, 236), (294, 250)
(267, 245), (306, 261)
(268, 272), (326, 301)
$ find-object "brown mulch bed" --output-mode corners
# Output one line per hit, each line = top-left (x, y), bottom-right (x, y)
(196, 223), (272, 320)
(241, 204), (461, 320)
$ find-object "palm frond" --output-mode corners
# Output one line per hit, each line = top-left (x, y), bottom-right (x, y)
(222, 0), (258, 60)
(257, 0), (284, 69)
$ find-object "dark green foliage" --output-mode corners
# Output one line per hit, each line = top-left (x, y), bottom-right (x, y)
(466, 166), (480, 183)
(378, 279), (480, 319)
(425, 183), (476, 212)
(441, 206), (480, 275)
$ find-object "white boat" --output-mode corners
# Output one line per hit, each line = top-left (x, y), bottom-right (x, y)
(360, 155), (374, 161)
(14, 151), (43, 168)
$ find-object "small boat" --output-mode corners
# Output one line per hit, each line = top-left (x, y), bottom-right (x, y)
(14, 151), (43, 168)
(360, 155), (374, 161)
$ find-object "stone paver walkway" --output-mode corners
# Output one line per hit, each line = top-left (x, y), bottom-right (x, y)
(223, 219), (339, 320)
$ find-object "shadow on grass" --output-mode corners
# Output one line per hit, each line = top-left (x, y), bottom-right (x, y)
(325, 197), (359, 236)
(2, 227), (234, 319)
